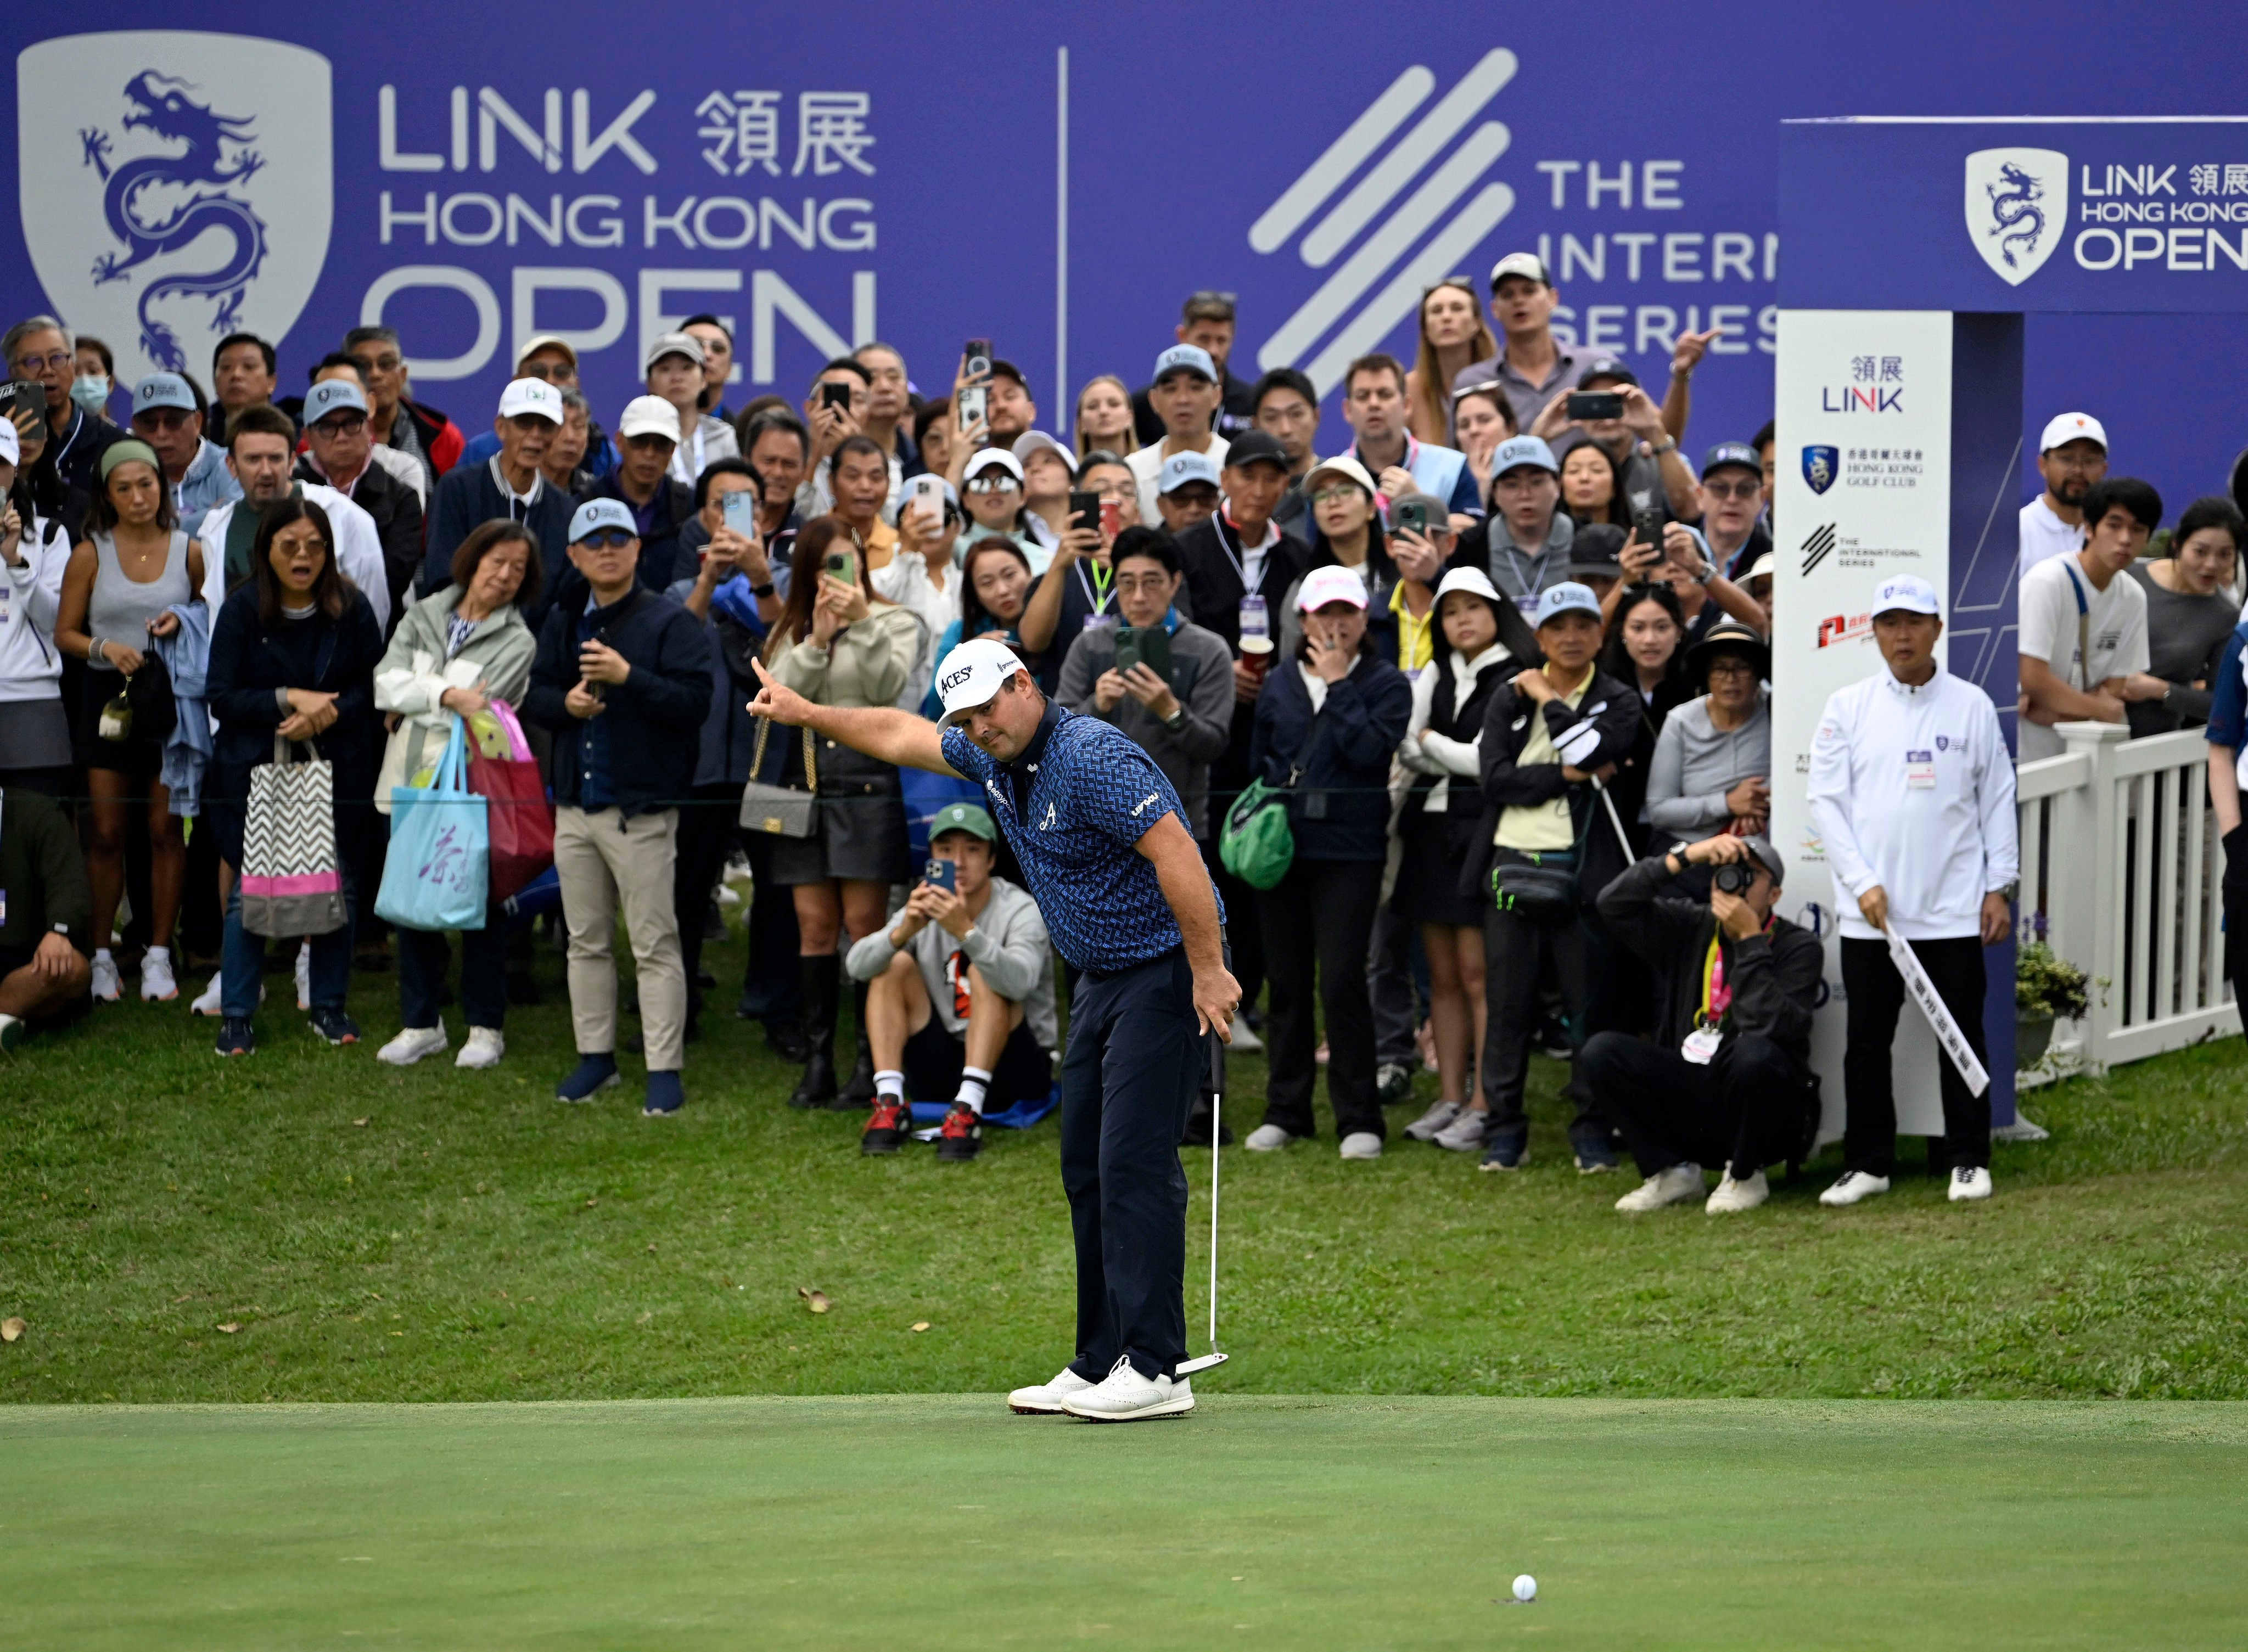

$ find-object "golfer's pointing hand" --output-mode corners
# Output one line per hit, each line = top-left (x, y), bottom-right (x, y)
(747, 657), (812, 726)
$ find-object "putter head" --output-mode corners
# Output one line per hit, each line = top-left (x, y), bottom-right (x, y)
(1174, 1352), (1229, 1375)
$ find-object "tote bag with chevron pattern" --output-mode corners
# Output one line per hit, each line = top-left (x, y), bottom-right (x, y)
(240, 733), (348, 938)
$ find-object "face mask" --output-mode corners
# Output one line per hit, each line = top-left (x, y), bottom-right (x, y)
(70, 374), (110, 417)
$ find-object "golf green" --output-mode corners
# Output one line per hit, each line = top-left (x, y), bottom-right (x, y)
(7, 1397), (2242, 1648)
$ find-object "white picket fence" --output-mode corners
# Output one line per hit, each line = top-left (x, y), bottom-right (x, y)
(2016, 722), (2239, 1076)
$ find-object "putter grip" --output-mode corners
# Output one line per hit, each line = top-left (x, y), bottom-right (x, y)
(1209, 1030), (1226, 1091)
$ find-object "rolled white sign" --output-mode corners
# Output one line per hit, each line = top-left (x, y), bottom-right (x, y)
(1885, 925), (1990, 1098)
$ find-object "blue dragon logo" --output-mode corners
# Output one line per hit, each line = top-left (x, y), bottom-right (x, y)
(77, 71), (271, 371)
(1983, 161), (2048, 271)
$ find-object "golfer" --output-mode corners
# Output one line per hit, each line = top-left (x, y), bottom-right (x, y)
(748, 638), (1239, 1421)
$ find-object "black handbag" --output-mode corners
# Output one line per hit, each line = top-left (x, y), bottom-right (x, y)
(1489, 846), (1579, 920)
(126, 654), (176, 743)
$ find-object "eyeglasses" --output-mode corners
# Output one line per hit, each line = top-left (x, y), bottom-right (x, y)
(1702, 480), (1761, 502)
(1704, 659), (1759, 679)
(348, 352), (402, 375)
(1310, 486), (1364, 506)
(576, 530), (636, 549)
(14, 350), (70, 374)
(312, 415), (367, 438)
(1114, 573), (1173, 594)
(133, 409), (192, 431)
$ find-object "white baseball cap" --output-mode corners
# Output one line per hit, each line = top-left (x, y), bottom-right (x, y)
(934, 637), (1029, 723)
(2038, 412), (2106, 454)
(1434, 566), (1503, 607)
(1871, 573), (1941, 617)
(1303, 454), (1377, 498)
(642, 330), (705, 373)
(1012, 430), (1076, 475)
(517, 334), (579, 368)
(963, 447), (1025, 484)
(617, 394), (680, 443)
(497, 377), (563, 424)
(1297, 564), (1369, 614)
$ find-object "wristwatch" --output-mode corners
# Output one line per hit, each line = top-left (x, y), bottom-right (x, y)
(750, 581), (775, 597)
(1692, 558), (1715, 586)
(1649, 436), (1678, 456)
(1163, 707), (1187, 731)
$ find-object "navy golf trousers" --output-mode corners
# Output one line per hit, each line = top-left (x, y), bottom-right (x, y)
(1061, 945), (1203, 1382)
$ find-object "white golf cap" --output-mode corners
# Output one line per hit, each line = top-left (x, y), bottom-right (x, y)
(1490, 251), (1551, 288)
(1303, 454), (1377, 498)
(963, 447), (1024, 484)
(1297, 564), (1369, 613)
(2039, 412), (2106, 453)
(1745, 552), (1775, 582)
(617, 394), (680, 443)
(1434, 565), (1503, 606)
(517, 333), (578, 367)
(1871, 573), (1941, 616)
(934, 637), (1029, 722)
(496, 377), (563, 424)
(1011, 430), (1076, 474)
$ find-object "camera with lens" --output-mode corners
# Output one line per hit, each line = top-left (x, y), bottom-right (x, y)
(1713, 861), (1757, 896)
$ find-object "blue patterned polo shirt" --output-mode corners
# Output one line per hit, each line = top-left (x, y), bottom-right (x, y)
(941, 700), (1223, 974)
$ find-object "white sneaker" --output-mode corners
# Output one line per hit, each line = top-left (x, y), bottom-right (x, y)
(1431, 1108), (1490, 1154)
(1338, 1131), (1382, 1161)
(138, 946), (178, 1002)
(294, 942), (311, 1011)
(1705, 1168), (1769, 1214)
(1819, 1170), (1891, 1208)
(1007, 1366), (1096, 1415)
(455, 1027), (506, 1069)
(1403, 1099), (1463, 1143)
(1243, 1123), (1296, 1151)
(90, 951), (120, 1003)
(1227, 1020), (1264, 1054)
(1948, 1166), (1994, 1203)
(1614, 1162), (1705, 1213)
(376, 1025), (449, 1066)
(190, 973), (223, 1016)
(1059, 1356), (1194, 1422)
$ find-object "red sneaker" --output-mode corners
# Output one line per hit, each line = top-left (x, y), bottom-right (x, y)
(935, 1102), (983, 1162)
(861, 1097), (912, 1155)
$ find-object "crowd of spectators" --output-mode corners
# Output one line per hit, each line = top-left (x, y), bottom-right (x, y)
(2, 249), (2241, 1206)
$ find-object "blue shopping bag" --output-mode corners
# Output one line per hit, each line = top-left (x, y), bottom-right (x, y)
(375, 716), (489, 931)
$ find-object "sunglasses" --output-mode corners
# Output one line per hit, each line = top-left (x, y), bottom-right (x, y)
(965, 475), (1019, 493)
(1188, 289), (1237, 307)
(576, 530), (636, 549)
(1423, 274), (1477, 296)
(1703, 480), (1761, 502)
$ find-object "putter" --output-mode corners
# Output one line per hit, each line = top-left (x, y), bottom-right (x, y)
(1174, 1032), (1230, 1376)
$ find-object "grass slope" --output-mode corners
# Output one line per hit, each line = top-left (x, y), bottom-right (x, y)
(1, 923), (2243, 1401)
(5, 1396), (2246, 1649)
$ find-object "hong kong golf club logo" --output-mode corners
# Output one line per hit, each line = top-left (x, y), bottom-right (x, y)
(1801, 445), (1838, 496)
(1964, 147), (2069, 286)
(1246, 48), (1519, 392)
(16, 32), (333, 382)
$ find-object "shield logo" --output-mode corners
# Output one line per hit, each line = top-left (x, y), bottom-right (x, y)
(1801, 445), (1838, 496)
(16, 32), (332, 383)
(1964, 147), (2068, 286)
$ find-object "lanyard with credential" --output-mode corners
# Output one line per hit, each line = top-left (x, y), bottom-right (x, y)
(1076, 556), (1115, 616)
(2060, 558), (2093, 692)
(1212, 512), (1268, 595)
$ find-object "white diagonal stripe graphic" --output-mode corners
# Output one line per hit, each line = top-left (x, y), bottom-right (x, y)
(1298, 184), (1517, 394)
(1257, 123), (1511, 374)
(1298, 47), (1517, 268)
(1247, 66), (1434, 254)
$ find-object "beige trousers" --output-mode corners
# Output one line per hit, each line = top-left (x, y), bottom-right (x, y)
(553, 806), (685, 1070)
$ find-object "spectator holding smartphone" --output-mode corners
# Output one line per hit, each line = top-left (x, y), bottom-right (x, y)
(1529, 360), (1698, 527)
(760, 518), (922, 1109)
(873, 475), (963, 710)
(1241, 567), (1412, 1161)
(1018, 462), (1121, 655)
(849, 803), (1058, 1161)
(2124, 497), (2244, 737)
(5, 316), (124, 496)
(1013, 431), (1080, 555)
(0, 417), (75, 794)
(798, 358), (875, 519)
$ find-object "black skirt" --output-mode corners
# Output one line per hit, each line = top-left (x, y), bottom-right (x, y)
(1393, 806), (1489, 928)
(74, 671), (165, 779)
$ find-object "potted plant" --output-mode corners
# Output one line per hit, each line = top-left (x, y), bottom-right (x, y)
(2015, 942), (2090, 1069)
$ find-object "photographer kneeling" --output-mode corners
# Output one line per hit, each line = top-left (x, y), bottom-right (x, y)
(1586, 833), (1822, 1215)
(846, 802), (1057, 1162)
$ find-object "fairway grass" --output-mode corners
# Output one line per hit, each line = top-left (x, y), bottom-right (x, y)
(7, 1396), (2245, 1649)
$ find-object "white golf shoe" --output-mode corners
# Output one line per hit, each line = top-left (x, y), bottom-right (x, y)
(1403, 1099), (1462, 1142)
(1243, 1123), (1296, 1151)
(90, 951), (120, 1003)
(1007, 1366), (1096, 1415)
(1948, 1166), (1994, 1203)
(377, 1025), (449, 1066)
(138, 946), (178, 1002)
(1432, 1108), (1491, 1154)
(1614, 1162), (1704, 1212)
(1705, 1168), (1769, 1214)
(1061, 1357), (1194, 1422)
(294, 942), (311, 1010)
(1819, 1170), (1891, 1208)
(1338, 1131), (1382, 1161)
(456, 1027), (506, 1069)
(190, 973), (223, 1016)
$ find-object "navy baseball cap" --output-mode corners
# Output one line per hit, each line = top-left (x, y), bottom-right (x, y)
(1578, 357), (1638, 389)
(1701, 442), (1761, 480)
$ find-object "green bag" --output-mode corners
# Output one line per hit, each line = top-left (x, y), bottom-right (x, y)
(1220, 778), (1296, 890)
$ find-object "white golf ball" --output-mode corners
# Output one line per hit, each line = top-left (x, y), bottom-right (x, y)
(1512, 1574), (1538, 1603)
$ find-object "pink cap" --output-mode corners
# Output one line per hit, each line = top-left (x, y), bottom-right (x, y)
(1296, 565), (1369, 613)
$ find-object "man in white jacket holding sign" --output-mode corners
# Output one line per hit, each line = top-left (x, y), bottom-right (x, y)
(1807, 575), (2018, 1207)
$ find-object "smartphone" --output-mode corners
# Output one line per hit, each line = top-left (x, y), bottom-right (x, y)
(1392, 499), (1430, 537)
(1631, 504), (1666, 554)
(819, 381), (851, 412)
(6, 380), (42, 425)
(923, 857), (957, 894)
(824, 549), (854, 581)
(1113, 624), (1172, 682)
(1068, 490), (1099, 533)
(721, 489), (759, 537)
(956, 383), (986, 433)
(1567, 392), (1624, 422)
(904, 473), (948, 533)
(963, 339), (993, 380)
(1099, 499), (1121, 539)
